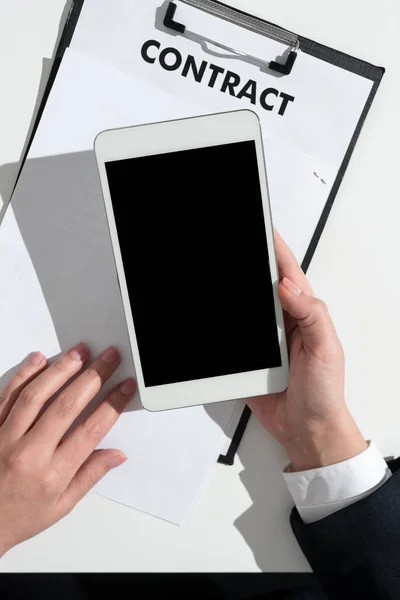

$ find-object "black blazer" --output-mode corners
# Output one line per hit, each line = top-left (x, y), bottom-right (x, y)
(288, 457), (400, 599)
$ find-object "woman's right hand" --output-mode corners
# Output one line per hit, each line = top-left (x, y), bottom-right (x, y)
(248, 231), (367, 472)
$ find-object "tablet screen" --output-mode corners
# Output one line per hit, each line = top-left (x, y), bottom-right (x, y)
(105, 140), (281, 387)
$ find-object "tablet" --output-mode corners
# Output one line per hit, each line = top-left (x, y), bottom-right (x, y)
(95, 110), (288, 411)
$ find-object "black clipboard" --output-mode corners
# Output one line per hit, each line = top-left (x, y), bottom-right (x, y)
(21, 0), (384, 466)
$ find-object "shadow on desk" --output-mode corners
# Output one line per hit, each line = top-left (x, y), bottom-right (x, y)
(0, 151), (146, 414)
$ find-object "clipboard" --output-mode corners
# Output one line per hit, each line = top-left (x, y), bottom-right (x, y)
(21, 0), (384, 467)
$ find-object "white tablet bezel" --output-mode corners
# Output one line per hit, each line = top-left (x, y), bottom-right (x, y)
(95, 110), (289, 411)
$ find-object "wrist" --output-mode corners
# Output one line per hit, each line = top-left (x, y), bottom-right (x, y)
(284, 409), (368, 472)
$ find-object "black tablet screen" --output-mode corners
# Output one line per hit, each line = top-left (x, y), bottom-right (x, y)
(105, 140), (281, 387)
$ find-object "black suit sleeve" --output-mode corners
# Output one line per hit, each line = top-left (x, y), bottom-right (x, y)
(291, 458), (400, 599)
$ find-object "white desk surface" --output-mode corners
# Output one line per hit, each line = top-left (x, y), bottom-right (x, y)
(0, 0), (399, 573)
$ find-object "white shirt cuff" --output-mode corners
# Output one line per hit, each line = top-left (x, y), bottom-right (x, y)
(282, 441), (392, 524)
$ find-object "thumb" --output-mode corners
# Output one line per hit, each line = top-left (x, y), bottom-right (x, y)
(279, 277), (336, 351)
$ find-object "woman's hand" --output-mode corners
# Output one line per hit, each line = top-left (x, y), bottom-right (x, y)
(248, 231), (367, 472)
(0, 343), (135, 557)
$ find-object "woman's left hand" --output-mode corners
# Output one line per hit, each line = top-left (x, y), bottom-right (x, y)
(0, 343), (135, 557)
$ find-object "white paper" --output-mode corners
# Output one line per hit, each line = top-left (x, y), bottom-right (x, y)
(71, 0), (373, 165)
(0, 37), (368, 524)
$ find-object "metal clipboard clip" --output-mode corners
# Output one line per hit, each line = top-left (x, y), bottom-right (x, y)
(163, 0), (299, 76)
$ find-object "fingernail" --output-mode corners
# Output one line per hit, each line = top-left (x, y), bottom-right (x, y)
(282, 277), (302, 297)
(69, 342), (90, 361)
(120, 378), (136, 395)
(107, 453), (128, 469)
(100, 346), (120, 364)
(29, 351), (44, 366)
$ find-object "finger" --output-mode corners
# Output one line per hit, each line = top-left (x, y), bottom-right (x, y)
(274, 229), (314, 296)
(54, 378), (136, 474)
(5, 343), (90, 437)
(283, 309), (298, 341)
(30, 346), (122, 448)
(57, 449), (127, 516)
(279, 278), (338, 352)
(0, 352), (47, 427)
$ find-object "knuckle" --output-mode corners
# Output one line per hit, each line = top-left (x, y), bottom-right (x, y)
(84, 419), (105, 442)
(300, 298), (330, 331)
(313, 298), (328, 316)
(82, 368), (102, 389)
(41, 468), (61, 497)
(13, 369), (27, 384)
(52, 358), (69, 375)
(6, 448), (31, 473)
(87, 467), (101, 488)
(18, 387), (37, 407)
(55, 391), (77, 416)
